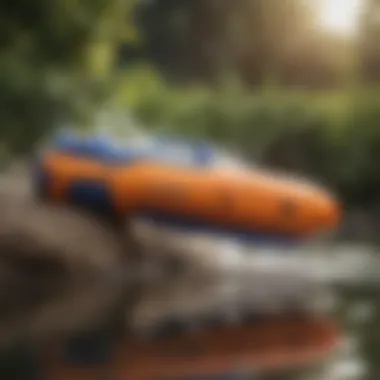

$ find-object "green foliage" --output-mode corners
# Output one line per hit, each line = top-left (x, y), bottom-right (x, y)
(0, 0), (138, 155)
(133, 0), (350, 88)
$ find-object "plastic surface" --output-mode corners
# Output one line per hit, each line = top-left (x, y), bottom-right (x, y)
(49, 131), (214, 168)
(51, 131), (135, 164)
(35, 131), (341, 240)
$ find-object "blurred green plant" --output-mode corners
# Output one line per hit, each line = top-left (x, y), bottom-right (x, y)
(0, 0), (139, 156)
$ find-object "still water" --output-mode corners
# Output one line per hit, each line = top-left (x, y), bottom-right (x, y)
(321, 286), (378, 380)
(0, 237), (378, 380)
(262, 245), (380, 380)
(125, 235), (380, 380)
(139, 241), (380, 380)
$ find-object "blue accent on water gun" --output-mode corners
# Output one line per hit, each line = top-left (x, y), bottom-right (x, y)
(50, 131), (136, 164)
(49, 131), (215, 168)
(68, 180), (115, 216)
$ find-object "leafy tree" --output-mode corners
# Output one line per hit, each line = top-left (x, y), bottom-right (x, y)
(0, 0), (138, 156)
(133, 0), (340, 87)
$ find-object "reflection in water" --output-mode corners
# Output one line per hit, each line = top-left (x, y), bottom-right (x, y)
(126, 219), (380, 380)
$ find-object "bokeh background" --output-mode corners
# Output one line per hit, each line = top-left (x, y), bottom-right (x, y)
(1, 0), (380, 379)
(4, 0), (380, 218)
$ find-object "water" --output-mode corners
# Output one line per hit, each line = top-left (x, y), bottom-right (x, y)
(258, 246), (380, 380)
(0, 191), (372, 378)
(127, 219), (380, 380)
(0, 203), (377, 379)
(331, 288), (379, 380)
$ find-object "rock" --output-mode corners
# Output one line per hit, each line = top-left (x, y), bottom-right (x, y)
(0, 175), (126, 348)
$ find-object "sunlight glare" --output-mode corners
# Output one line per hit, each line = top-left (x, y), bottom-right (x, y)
(317, 0), (361, 36)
